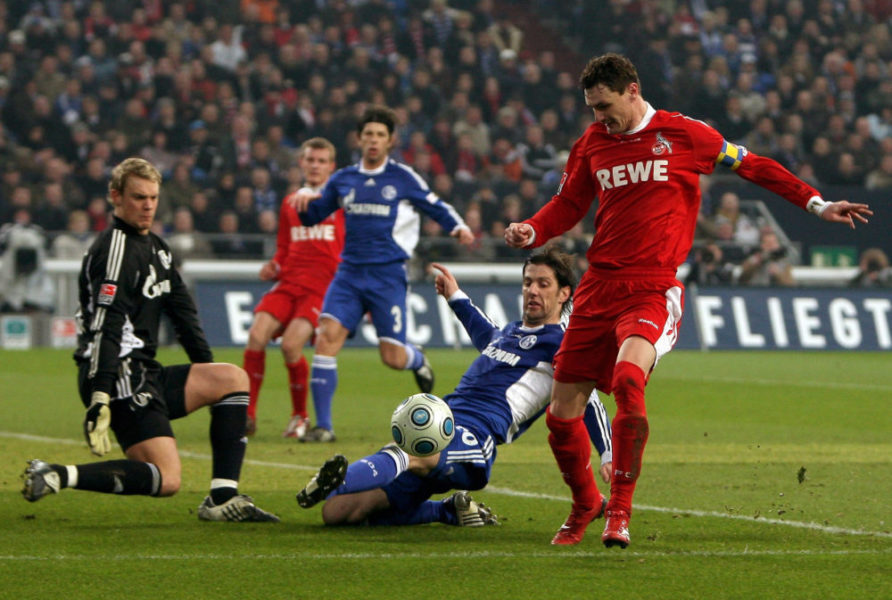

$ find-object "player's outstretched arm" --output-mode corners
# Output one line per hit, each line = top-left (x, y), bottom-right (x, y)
(819, 200), (872, 229)
(431, 262), (459, 298)
(451, 225), (474, 246)
(288, 187), (321, 212)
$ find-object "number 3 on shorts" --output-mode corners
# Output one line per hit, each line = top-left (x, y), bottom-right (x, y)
(391, 305), (402, 334)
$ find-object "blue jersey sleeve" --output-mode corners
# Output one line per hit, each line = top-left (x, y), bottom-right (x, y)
(298, 177), (340, 226)
(447, 292), (500, 352)
(394, 163), (466, 233)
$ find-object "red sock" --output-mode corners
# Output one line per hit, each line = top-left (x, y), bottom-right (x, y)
(609, 361), (649, 515)
(286, 356), (309, 418)
(243, 349), (265, 420)
(546, 407), (601, 509)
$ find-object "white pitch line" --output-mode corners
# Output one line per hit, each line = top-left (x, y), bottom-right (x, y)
(0, 548), (890, 561)
(487, 486), (892, 539)
(5, 431), (891, 540)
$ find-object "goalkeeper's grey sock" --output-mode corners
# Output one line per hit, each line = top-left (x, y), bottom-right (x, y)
(209, 392), (248, 497)
(74, 460), (162, 495)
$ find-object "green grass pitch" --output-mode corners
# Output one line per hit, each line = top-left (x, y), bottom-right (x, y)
(1, 347), (889, 599)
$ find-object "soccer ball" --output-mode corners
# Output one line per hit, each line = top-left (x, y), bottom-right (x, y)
(390, 393), (455, 457)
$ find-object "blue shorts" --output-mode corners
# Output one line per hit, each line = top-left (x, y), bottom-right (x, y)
(321, 262), (410, 344)
(383, 424), (496, 513)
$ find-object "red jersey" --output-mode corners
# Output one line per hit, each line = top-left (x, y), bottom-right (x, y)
(526, 106), (820, 273)
(273, 190), (345, 291)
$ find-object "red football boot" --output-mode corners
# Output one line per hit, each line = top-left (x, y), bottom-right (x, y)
(551, 496), (607, 545)
(601, 510), (631, 549)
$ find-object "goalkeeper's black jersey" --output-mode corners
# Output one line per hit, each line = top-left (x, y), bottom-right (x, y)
(75, 216), (213, 395)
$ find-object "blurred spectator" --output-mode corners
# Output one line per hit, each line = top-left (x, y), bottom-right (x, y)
(189, 190), (221, 234)
(483, 137), (522, 185)
(209, 24), (247, 73)
(34, 183), (69, 233)
(161, 162), (200, 217)
(167, 206), (214, 262)
(488, 17), (523, 55)
(849, 248), (892, 288)
(212, 210), (253, 258)
(738, 228), (795, 287)
(85, 196), (110, 232)
(686, 242), (736, 287)
(705, 191), (760, 247)
(517, 125), (557, 180)
(51, 210), (95, 259)
(140, 130), (178, 176)
(865, 154), (892, 190)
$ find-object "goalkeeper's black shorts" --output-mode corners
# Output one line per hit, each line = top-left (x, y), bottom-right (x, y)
(77, 359), (190, 451)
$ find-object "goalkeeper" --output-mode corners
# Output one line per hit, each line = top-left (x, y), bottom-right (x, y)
(21, 158), (278, 523)
(296, 246), (612, 526)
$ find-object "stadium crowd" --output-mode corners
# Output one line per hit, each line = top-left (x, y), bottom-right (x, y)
(0, 0), (889, 275)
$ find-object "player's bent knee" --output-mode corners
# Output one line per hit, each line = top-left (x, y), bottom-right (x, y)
(211, 362), (250, 392)
(156, 470), (181, 497)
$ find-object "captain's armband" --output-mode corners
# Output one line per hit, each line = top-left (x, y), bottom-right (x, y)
(715, 140), (748, 171)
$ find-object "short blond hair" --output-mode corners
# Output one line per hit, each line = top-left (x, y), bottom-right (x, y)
(299, 137), (336, 162)
(108, 157), (162, 202)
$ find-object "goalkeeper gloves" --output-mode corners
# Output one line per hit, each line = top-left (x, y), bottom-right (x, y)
(84, 391), (112, 456)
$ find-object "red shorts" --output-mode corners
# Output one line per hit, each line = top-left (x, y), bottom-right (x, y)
(253, 282), (325, 338)
(554, 269), (684, 394)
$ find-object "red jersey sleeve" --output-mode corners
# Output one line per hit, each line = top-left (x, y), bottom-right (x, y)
(685, 115), (820, 208)
(524, 130), (599, 247)
(273, 196), (292, 270)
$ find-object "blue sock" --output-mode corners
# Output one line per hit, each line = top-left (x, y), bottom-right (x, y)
(311, 355), (337, 431)
(403, 343), (424, 371)
(368, 500), (445, 526)
(333, 446), (408, 496)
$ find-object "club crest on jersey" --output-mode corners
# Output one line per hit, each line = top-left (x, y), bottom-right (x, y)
(381, 185), (397, 200)
(652, 132), (672, 156)
(156, 249), (172, 270)
(98, 282), (117, 306)
(519, 334), (537, 350)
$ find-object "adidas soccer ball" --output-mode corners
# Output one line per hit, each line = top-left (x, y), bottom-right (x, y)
(391, 393), (455, 457)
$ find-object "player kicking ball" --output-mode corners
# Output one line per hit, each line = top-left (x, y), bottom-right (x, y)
(296, 248), (612, 528)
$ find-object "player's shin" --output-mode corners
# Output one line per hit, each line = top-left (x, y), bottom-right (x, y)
(287, 356), (309, 417)
(72, 460), (162, 495)
(310, 355), (337, 431)
(608, 361), (649, 514)
(243, 350), (265, 420)
(337, 445), (409, 495)
(209, 392), (249, 504)
(545, 407), (601, 509)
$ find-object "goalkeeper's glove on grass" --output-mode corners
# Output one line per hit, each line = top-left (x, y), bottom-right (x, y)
(84, 391), (112, 456)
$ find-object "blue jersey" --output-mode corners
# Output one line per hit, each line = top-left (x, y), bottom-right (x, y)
(300, 158), (466, 265)
(443, 292), (612, 459)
